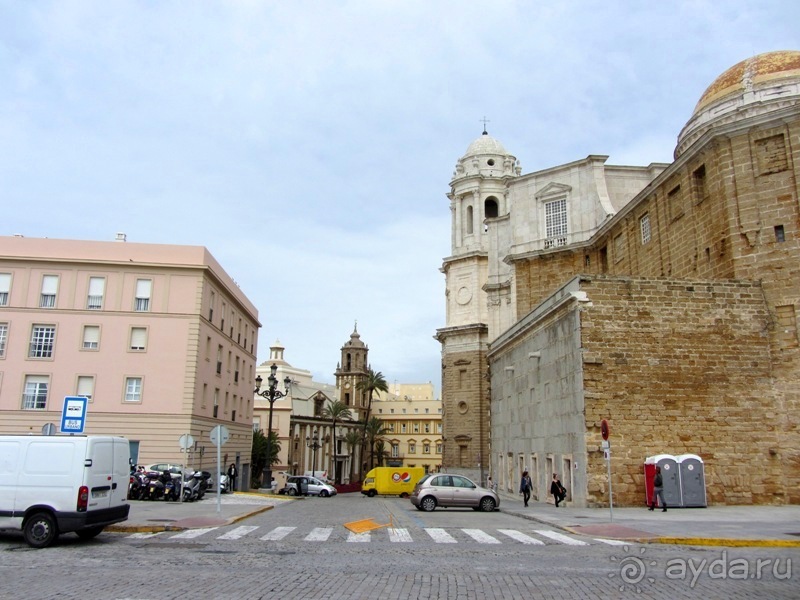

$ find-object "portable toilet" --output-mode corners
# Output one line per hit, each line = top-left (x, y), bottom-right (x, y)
(644, 454), (682, 507)
(676, 454), (707, 507)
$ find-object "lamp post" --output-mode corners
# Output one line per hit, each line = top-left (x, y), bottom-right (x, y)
(254, 364), (291, 489)
(306, 429), (323, 479)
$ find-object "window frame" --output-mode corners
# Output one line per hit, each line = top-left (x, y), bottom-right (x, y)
(82, 325), (100, 351)
(129, 326), (148, 352)
(124, 376), (143, 403)
(134, 279), (152, 312)
(86, 276), (105, 310)
(22, 375), (49, 410)
(40, 274), (59, 308)
(0, 273), (11, 306)
(29, 324), (56, 359)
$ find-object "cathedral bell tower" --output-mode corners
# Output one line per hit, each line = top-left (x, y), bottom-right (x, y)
(435, 126), (519, 482)
(334, 323), (370, 421)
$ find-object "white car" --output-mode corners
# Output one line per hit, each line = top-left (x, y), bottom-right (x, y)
(281, 475), (337, 497)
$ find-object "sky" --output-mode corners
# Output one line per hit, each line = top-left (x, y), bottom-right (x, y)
(2, 1), (799, 394)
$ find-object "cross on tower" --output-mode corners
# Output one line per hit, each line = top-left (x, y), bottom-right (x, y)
(480, 116), (490, 134)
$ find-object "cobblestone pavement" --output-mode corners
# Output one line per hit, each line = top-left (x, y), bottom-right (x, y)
(1, 493), (796, 599)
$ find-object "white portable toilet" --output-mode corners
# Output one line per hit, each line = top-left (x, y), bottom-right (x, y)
(676, 454), (707, 507)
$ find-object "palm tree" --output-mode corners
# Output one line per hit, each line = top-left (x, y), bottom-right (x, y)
(373, 439), (390, 467)
(343, 429), (362, 483)
(364, 416), (388, 471)
(251, 429), (281, 488)
(321, 399), (352, 483)
(356, 368), (389, 429)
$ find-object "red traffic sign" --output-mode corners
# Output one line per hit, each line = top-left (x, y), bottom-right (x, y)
(601, 419), (609, 441)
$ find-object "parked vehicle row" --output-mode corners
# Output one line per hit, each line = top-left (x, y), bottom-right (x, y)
(278, 475), (337, 497)
(128, 468), (215, 502)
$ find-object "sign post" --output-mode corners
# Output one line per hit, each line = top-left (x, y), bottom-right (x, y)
(177, 434), (195, 503)
(210, 425), (230, 514)
(601, 419), (613, 522)
(60, 396), (88, 434)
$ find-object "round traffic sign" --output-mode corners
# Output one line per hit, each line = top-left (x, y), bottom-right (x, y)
(601, 419), (609, 441)
(179, 434), (195, 450)
(210, 425), (230, 447)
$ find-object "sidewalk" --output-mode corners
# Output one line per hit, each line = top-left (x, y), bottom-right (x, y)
(497, 492), (800, 548)
(107, 491), (290, 533)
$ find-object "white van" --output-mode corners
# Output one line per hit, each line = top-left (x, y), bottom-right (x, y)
(0, 435), (131, 548)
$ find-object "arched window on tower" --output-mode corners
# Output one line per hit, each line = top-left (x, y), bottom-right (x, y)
(346, 353), (352, 370)
(466, 205), (474, 234)
(485, 197), (498, 218)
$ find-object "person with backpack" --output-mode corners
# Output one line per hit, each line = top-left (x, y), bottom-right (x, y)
(551, 473), (566, 507)
(519, 471), (532, 507)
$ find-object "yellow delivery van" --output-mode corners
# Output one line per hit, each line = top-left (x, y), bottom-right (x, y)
(361, 467), (426, 498)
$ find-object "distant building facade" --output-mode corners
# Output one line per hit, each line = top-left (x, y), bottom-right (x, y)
(438, 51), (800, 506)
(0, 235), (260, 488)
(373, 382), (443, 474)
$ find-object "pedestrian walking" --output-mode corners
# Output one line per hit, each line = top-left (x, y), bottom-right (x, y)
(227, 463), (237, 493)
(551, 473), (566, 507)
(649, 466), (667, 511)
(487, 475), (496, 492)
(519, 471), (532, 507)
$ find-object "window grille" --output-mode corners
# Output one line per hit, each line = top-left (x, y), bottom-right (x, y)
(30, 325), (55, 358)
(23, 376), (48, 410)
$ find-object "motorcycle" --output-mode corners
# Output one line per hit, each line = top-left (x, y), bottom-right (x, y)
(163, 472), (182, 501)
(182, 471), (202, 502)
(143, 471), (166, 501)
(218, 472), (229, 493)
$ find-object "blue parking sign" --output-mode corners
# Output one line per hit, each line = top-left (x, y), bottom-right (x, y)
(60, 396), (88, 433)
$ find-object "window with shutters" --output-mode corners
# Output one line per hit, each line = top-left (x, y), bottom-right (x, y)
(130, 327), (147, 351)
(82, 325), (100, 350)
(0, 323), (7, 358)
(0, 273), (10, 306)
(87, 277), (105, 310)
(40, 275), (58, 308)
(77, 375), (95, 402)
(134, 279), (151, 312)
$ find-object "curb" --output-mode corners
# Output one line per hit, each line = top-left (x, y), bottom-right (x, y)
(650, 537), (800, 548)
(107, 504), (273, 533)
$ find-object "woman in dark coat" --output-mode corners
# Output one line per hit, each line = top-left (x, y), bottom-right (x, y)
(550, 473), (566, 507)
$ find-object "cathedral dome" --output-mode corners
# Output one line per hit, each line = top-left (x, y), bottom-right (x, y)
(676, 50), (800, 158)
(463, 131), (508, 158)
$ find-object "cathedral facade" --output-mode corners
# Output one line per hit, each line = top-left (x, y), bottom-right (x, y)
(437, 50), (800, 506)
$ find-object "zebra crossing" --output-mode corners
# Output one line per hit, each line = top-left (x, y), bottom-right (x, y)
(125, 525), (629, 547)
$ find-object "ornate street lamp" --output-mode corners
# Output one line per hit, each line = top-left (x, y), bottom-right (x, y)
(254, 364), (291, 489)
(306, 429), (324, 479)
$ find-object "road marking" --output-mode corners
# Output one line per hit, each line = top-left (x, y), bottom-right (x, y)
(594, 538), (630, 546)
(425, 528), (457, 543)
(497, 529), (545, 545)
(260, 526), (296, 541)
(218, 525), (259, 540)
(462, 528), (501, 544)
(534, 529), (588, 546)
(170, 527), (218, 539)
(127, 532), (165, 539)
(347, 531), (371, 542)
(305, 527), (333, 542)
(388, 528), (413, 543)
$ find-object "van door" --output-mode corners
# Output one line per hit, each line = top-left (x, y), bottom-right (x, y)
(111, 438), (131, 508)
(0, 440), (22, 529)
(85, 438), (115, 510)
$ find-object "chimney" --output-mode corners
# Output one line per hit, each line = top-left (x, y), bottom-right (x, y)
(115, 233), (127, 242)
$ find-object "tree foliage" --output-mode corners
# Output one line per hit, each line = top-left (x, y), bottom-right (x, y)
(251, 429), (281, 487)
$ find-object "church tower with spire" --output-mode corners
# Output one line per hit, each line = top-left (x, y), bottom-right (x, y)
(334, 322), (371, 421)
(436, 126), (520, 482)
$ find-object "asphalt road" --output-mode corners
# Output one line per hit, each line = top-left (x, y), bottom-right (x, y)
(1, 494), (797, 599)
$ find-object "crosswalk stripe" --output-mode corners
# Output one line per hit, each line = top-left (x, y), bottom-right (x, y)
(347, 531), (370, 542)
(425, 528), (457, 543)
(170, 527), (218, 539)
(497, 529), (545, 545)
(127, 532), (164, 539)
(534, 529), (588, 546)
(260, 526), (296, 541)
(304, 527), (333, 542)
(594, 538), (630, 546)
(218, 525), (259, 540)
(388, 528), (413, 543)
(462, 528), (501, 544)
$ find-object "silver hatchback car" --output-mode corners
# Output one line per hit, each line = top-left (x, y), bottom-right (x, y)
(410, 473), (500, 512)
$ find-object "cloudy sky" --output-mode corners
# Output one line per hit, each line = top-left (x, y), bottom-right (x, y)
(2, 1), (798, 392)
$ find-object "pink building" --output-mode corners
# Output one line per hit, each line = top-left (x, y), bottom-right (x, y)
(0, 235), (260, 489)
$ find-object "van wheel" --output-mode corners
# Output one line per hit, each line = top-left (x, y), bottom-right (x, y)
(367, 490), (377, 498)
(23, 512), (58, 548)
(76, 526), (104, 540)
(319, 490), (329, 497)
(288, 488), (297, 496)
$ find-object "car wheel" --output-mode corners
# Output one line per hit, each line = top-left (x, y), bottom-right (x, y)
(23, 512), (58, 548)
(288, 488), (297, 496)
(400, 493), (409, 498)
(367, 490), (377, 498)
(420, 496), (437, 512)
(76, 526), (104, 540)
(479, 497), (496, 512)
(319, 490), (329, 497)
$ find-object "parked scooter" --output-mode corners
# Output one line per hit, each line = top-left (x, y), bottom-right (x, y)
(182, 471), (202, 502)
(143, 471), (166, 501)
(218, 472), (229, 493)
(163, 472), (182, 501)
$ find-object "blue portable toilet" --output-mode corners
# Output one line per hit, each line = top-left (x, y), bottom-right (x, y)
(676, 454), (707, 507)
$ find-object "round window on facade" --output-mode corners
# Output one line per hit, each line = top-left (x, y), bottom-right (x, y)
(458, 401), (468, 414)
(487, 159), (495, 166)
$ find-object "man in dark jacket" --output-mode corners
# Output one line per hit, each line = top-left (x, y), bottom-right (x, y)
(649, 466), (667, 512)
